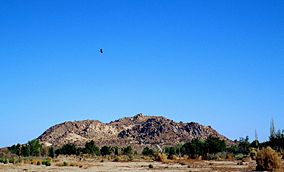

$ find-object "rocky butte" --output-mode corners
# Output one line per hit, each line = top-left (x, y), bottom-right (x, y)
(38, 114), (232, 150)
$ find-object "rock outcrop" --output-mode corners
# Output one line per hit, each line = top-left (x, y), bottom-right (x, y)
(38, 114), (231, 149)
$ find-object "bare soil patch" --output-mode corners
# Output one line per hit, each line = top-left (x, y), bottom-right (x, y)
(0, 157), (259, 172)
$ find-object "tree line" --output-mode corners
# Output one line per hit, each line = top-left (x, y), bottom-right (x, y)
(8, 140), (134, 157)
(7, 125), (284, 159)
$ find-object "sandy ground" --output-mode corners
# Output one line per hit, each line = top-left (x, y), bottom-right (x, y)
(0, 159), (258, 172)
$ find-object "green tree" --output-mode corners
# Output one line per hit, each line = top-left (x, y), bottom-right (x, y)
(28, 139), (42, 156)
(113, 146), (119, 156)
(56, 143), (77, 155)
(250, 140), (260, 148)
(8, 144), (21, 156)
(21, 145), (30, 157)
(100, 146), (112, 156)
(122, 146), (133, 156)
(205, 136), (226, 154)
(84, 140), (100, 156)
(238, 136), (250, 154)
(142, 147), (154, 156)
(48, 147), (55, 158)
(181, 139), (205, 158)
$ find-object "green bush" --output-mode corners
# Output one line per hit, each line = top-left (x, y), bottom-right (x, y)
(181, 139), (205, 158)
(234, 153), (244, 160)
(8, 144), (21, 156)
(55, 143), (77, 155)
(206, 152), (226, 160)
(8, 158), (15, 164)
(113, 156), (120, 162)
(37, 161), (41, 165)
(84, 140), (100, 156)
(100, 146), (112, 156)
(0, 158), (8, 164)
(42, 159), (51, 166)
(63, 161), (68, 166)
(28, 139), (42, 156)
(142, 147), (155, 156)
(21, 145), (30, 157)
(205, 136), (226, 154)
(122, 146), (133, 156)
(148, 164), (153, 168)
(256, 147), (282, 171)
(128, 155), (134, 161)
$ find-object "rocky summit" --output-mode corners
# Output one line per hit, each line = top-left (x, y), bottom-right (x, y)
(38, 114), (231, 150)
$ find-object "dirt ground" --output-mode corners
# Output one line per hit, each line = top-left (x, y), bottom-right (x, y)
(0, 158), (259, 172)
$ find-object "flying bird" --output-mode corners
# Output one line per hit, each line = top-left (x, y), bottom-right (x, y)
(99, 48), (103, 54)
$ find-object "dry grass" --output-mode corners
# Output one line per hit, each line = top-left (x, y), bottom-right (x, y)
(256, 147), (283, 171)
(155, 153), (168, 162)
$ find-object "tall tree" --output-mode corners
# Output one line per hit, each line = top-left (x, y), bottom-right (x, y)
(270, 118), (276, 139)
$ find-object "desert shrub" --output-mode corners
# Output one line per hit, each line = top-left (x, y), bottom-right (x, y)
(113, 156), (120, 162)
(8, 158), (15, 164)
(256, 147), (282, 171)
(155, 153), (167, 162)
(0, 158), (8, 164)
(42, 159), (51, 166)
(70, 162), (76, 166)
(234, 153), (244, 160)
(168, 154), (179, 160)
(128, 155), (134, 161)
(242, 156), (251, 162)
(226, 153), (234, 160)
(249, 148), (257, 160)
(206, 152), (226, 160)
(148, 164), (153, 168)
(226, 145), (238, 153)
(237, 161), (244, 165)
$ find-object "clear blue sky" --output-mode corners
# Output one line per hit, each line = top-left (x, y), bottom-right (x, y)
(0, 0), (283, 147)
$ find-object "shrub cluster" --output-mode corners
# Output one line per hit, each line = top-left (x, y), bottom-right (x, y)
(42, 159), (51, 166)
(142, 147), (155, 156)
(54, 141), (134, 157)
(164, 136), (226, 159)
(8, 139), (53, 157)
(256, 147), (282, 171)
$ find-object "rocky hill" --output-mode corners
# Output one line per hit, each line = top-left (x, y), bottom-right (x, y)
(38, 114), (231, 149)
